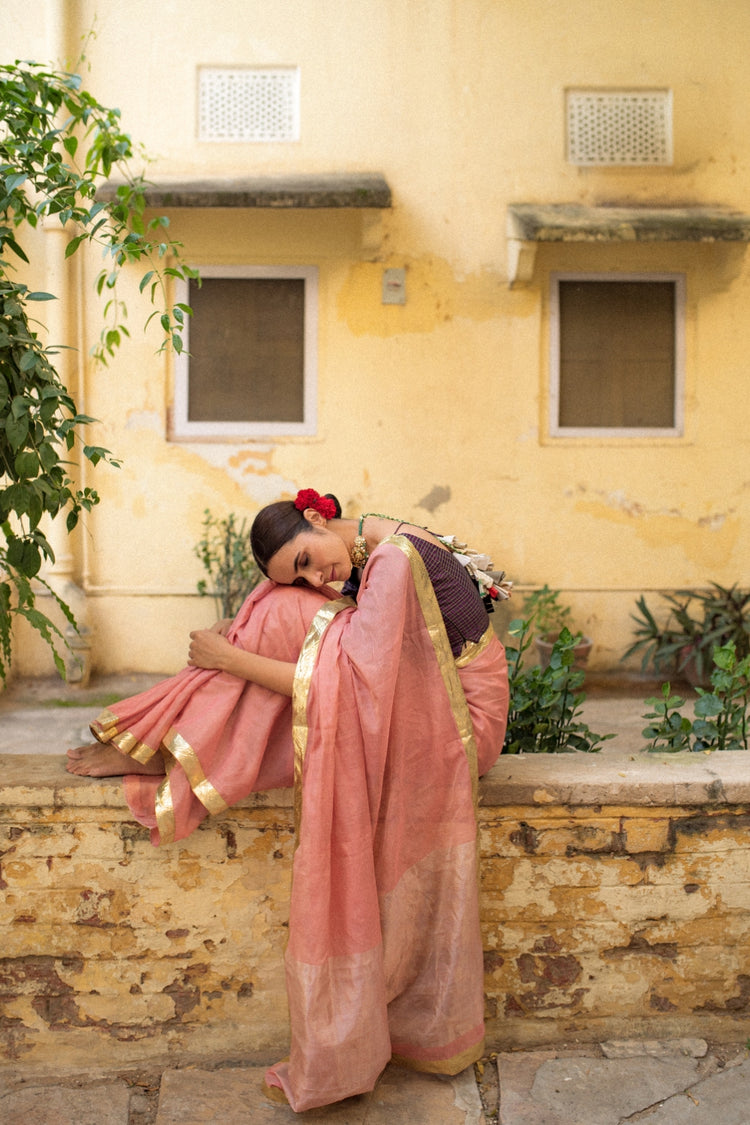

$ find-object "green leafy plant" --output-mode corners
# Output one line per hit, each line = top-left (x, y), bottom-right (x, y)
(522, 583), (592, 671)
(195, 510), (263, 620)
(641, 642), (750, 752)
(522, 584), (573, 638)
(625, 584), (750, 686)
(503, 617), (612, 754)
(0, 59), (199, 679)
(641, 685), (694, 752)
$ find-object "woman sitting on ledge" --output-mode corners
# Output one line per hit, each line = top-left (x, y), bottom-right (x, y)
(67, 488), (510, 1113)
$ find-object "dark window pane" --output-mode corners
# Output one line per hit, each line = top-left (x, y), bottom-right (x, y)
(558, 281), (675, 428)
(187, 277), (305, 423)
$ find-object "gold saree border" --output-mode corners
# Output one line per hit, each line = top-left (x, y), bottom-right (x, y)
(92, 708), (158, 766)
(152, 726), (230, 844)
(455, 624), (493, 668)
(291, 596), (355, 837)
(390, 1035), (485, 1075)
(390, 536), (481, 806)
(154, 757), (177, 845)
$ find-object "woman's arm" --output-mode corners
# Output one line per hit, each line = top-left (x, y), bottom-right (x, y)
(188, 629), (296, 696)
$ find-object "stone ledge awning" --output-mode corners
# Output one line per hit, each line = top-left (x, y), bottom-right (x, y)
(97, 173), (392, 210)
(506, 203), (750, 286)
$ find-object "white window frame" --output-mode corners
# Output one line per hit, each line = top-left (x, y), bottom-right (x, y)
(549, 272), (686, 438)
(172, 265), (318, 439)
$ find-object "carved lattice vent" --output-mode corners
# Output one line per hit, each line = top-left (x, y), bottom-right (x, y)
(198, 67), (300, 142)
(566, 89), (672, 165)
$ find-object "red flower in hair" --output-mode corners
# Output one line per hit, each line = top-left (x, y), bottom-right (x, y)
(294, 489), (336, 520)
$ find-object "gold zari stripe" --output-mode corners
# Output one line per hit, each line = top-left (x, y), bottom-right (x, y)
(455, 624), (493, 668)
(163, 728), (229, 815)
(291, 597), (355, 836)
(391, 1035), (485, 1075)
(390, 536), (480, 807)
(92, 708), (158, 765)
(154, 758), (177, 845)
(152, 728), (229, 846)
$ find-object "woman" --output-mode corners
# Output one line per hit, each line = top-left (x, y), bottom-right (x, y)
(67, 489), (510, 1112)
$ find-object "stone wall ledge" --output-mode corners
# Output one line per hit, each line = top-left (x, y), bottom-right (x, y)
(3, 744), (748, 813)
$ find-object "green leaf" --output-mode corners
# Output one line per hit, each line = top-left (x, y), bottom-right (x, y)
(26, 291), (56, 301)
(3, 236), (30, 263)
(19, 349), (40, 371)
(6, 536), (42, 577)
(5, 172), (28, 193)
(14, 450), (38, 477)
(64, 232), (87, 258)
(5, 413), (29, 450)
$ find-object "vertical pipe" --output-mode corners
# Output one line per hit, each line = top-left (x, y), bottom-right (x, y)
(39, 0), (92, 683)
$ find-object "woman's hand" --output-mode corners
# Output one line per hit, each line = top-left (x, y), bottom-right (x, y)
(188, 628), (236, 672)
(187, 626), (296, 696)
(210, 618), (233, 636)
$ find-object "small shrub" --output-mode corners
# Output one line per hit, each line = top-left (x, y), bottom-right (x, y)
(504, 617), (612, 754)
(641, 642), (750, 752)
(194, 509), (262, 619)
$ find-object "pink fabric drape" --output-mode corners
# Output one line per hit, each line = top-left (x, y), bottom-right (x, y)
(265, 539), (507, 1110)
(92, 537), (508, 1111)
(112, 581), (335, 844)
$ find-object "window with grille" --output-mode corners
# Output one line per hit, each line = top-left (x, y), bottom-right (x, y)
(566, 89), (672, 165)
(198, 67), (300, 142)
(550, 274), (684, 437)
(172, 266), (318, 439)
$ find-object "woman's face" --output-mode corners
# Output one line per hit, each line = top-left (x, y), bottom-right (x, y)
(265, 517), (352, 588)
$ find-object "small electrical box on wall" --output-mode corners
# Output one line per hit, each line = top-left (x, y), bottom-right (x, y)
(382, 267), (406, 305)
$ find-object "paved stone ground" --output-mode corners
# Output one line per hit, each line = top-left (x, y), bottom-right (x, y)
(2, 1043), (750, 1124)
(494, 1040), (750, 1125)
(0, 1061), (485, 1124)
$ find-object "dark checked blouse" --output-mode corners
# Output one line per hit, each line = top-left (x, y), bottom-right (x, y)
(400, 533), (489, 657)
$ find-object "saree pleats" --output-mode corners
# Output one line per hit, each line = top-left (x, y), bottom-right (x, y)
(266, 538), (507, 1111)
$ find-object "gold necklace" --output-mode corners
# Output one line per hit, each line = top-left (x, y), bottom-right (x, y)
(350, 512), (409, 569)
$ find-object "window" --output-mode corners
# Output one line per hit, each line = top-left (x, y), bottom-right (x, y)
(550, 273), (685, 437)
(172, 266), (318, 439)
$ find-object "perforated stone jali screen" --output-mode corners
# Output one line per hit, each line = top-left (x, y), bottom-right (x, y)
(566, 89), (672, 165)
(198, 67), (300, 142)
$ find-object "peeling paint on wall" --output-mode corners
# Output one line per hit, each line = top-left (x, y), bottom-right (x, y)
(337, 257), (503, 337)
(416, 485), (451, 514)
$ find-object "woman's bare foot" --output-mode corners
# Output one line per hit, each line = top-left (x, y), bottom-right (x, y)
(66, 742), (165, 777)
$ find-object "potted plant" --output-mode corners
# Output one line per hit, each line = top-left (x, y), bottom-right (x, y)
(522, 584), (593, 671)
(623, 583), (750, 688)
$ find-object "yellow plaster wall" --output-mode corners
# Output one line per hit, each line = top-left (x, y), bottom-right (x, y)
(6, 0), (750, 676)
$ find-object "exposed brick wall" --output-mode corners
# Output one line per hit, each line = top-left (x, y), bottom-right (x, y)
(2, 753), (750, 1073)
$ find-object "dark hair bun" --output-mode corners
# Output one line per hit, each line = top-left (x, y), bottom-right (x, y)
(323, 493), (342, 518)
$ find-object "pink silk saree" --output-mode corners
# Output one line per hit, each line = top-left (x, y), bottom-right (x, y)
(93, 536), (508, 1111)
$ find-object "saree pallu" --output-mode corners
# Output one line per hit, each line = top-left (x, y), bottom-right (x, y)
(264, 537), (508, 1111)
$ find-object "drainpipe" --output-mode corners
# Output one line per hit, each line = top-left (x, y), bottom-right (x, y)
(38, 0), (92, 685)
